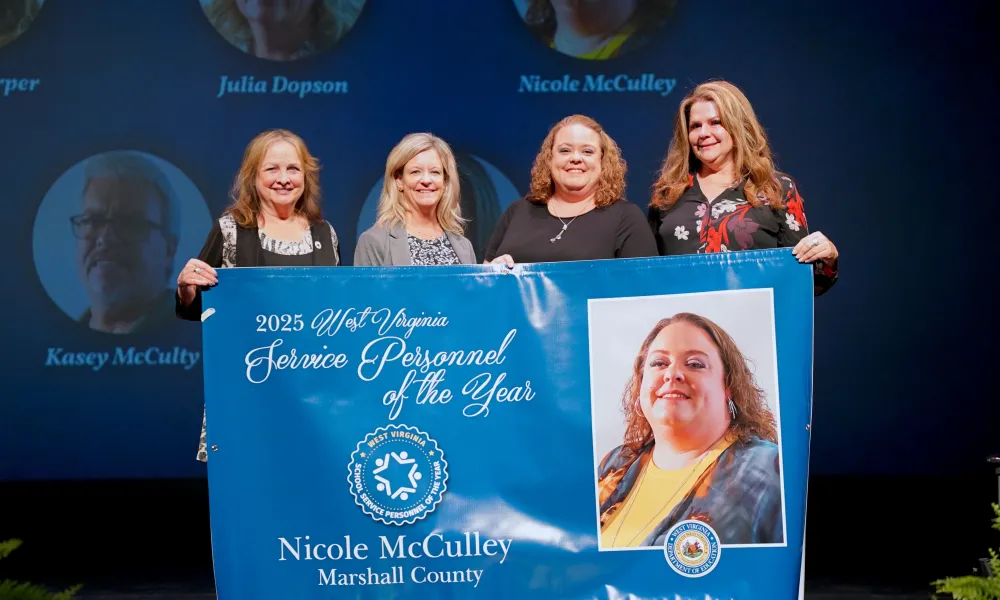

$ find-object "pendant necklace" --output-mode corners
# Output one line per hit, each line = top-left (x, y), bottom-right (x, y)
(549, 198), (594, 243)
(550, 215), (578, 243)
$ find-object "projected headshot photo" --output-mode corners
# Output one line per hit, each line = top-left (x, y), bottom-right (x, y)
(357, 151), (520, 262)
(588, 289), (787, 550)
(512, 0), (676, 60)
(200, 0), (367, 62)
(0, 0), (45, 49)
(33, 150), (212, 335)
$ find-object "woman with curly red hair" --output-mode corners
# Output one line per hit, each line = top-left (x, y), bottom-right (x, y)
(484, 114), (657, 266)
(598, 312), (783, 547)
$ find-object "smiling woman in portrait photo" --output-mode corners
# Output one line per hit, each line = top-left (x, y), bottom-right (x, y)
(201, 0), (366, 61)
(518, 0), (676, 60)
(597, 311), (784, 548)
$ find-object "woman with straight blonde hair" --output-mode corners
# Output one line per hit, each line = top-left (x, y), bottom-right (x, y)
(648, 80), (840, 295)
(354, 133), (476, 266)
(174, 128), (341, 461)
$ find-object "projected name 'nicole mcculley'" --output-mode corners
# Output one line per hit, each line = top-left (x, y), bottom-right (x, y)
(518, 73), (677, 97)
(279, 532), (513, 589)
(216, 75), (348, 99)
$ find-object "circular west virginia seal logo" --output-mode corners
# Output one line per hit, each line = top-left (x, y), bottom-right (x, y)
(664, 520), (722, 578)
(347, 424), (448, 526)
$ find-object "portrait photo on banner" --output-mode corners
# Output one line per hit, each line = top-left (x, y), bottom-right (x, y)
(0, 0), (45, 49)
(32, 150), (212, 336)
(510, 0), (677, 61)
(199, 0), (368, 62)
(587, 288), (787, 550)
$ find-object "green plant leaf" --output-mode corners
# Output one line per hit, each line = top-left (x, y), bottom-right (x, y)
(0, 540), (83, 598)
(931, 575), (1000, 600)
(0, 539), (23, 561)
(929, 503), (1000, 600)
(0, 579), (81, 599)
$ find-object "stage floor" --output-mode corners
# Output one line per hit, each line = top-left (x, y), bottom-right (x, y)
(72, 582), (931, 599)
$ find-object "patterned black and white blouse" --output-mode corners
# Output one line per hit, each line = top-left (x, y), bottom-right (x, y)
(216, 214), (340, 267)
(407, 233), (461, 266)
(195, 214), (340, 462)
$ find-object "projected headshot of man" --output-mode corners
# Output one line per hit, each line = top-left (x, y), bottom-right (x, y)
(70, 151), (180, 334)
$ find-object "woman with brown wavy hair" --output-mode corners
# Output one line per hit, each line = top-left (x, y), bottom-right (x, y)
(174, 129), (341, 460)
(597, 312), (783, 547)
(648, 80), (840, 296)
(484, 114), (656, 266)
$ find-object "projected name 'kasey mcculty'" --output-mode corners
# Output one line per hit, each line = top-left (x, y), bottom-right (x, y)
(45, 346), (201, 371)
(279, 532), (512, 588)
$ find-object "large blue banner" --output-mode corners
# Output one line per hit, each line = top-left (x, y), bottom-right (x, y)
(201, 249), (813, 600)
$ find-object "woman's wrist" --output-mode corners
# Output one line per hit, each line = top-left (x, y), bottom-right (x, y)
(177, 285), (196, 306)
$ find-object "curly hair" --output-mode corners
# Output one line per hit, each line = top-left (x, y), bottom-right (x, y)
(620, 312), (778, 451)
(224, 129), (323, 228)
(528, 114), (627, 208)
(650, 80), (785, 211)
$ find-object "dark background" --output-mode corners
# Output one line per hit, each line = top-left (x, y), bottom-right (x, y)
(1, 0), (997, 594)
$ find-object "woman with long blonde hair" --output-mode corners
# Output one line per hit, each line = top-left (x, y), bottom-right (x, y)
(354, 133), (476, 266)
(648, 80), (840, 295)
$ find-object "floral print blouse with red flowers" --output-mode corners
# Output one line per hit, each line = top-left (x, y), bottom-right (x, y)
(647, 173), (839, 295)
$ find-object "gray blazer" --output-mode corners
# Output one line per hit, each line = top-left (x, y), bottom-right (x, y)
(354, 223), (477, 266)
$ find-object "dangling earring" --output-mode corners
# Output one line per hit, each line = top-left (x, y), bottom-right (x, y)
(728, 397), (738, 420)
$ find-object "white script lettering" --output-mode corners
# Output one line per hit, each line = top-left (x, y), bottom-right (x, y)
(245, 339), (349, 384)
(358, 330), (516, 382)
(462, 372), (535, 418)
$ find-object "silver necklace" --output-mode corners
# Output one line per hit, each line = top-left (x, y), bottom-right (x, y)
(550, 215), (579, 243)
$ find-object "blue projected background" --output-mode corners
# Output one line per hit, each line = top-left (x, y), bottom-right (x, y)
(0, 0), (996, 481)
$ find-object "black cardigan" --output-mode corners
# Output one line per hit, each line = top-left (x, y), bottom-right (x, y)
(175, 218), (340, 321)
